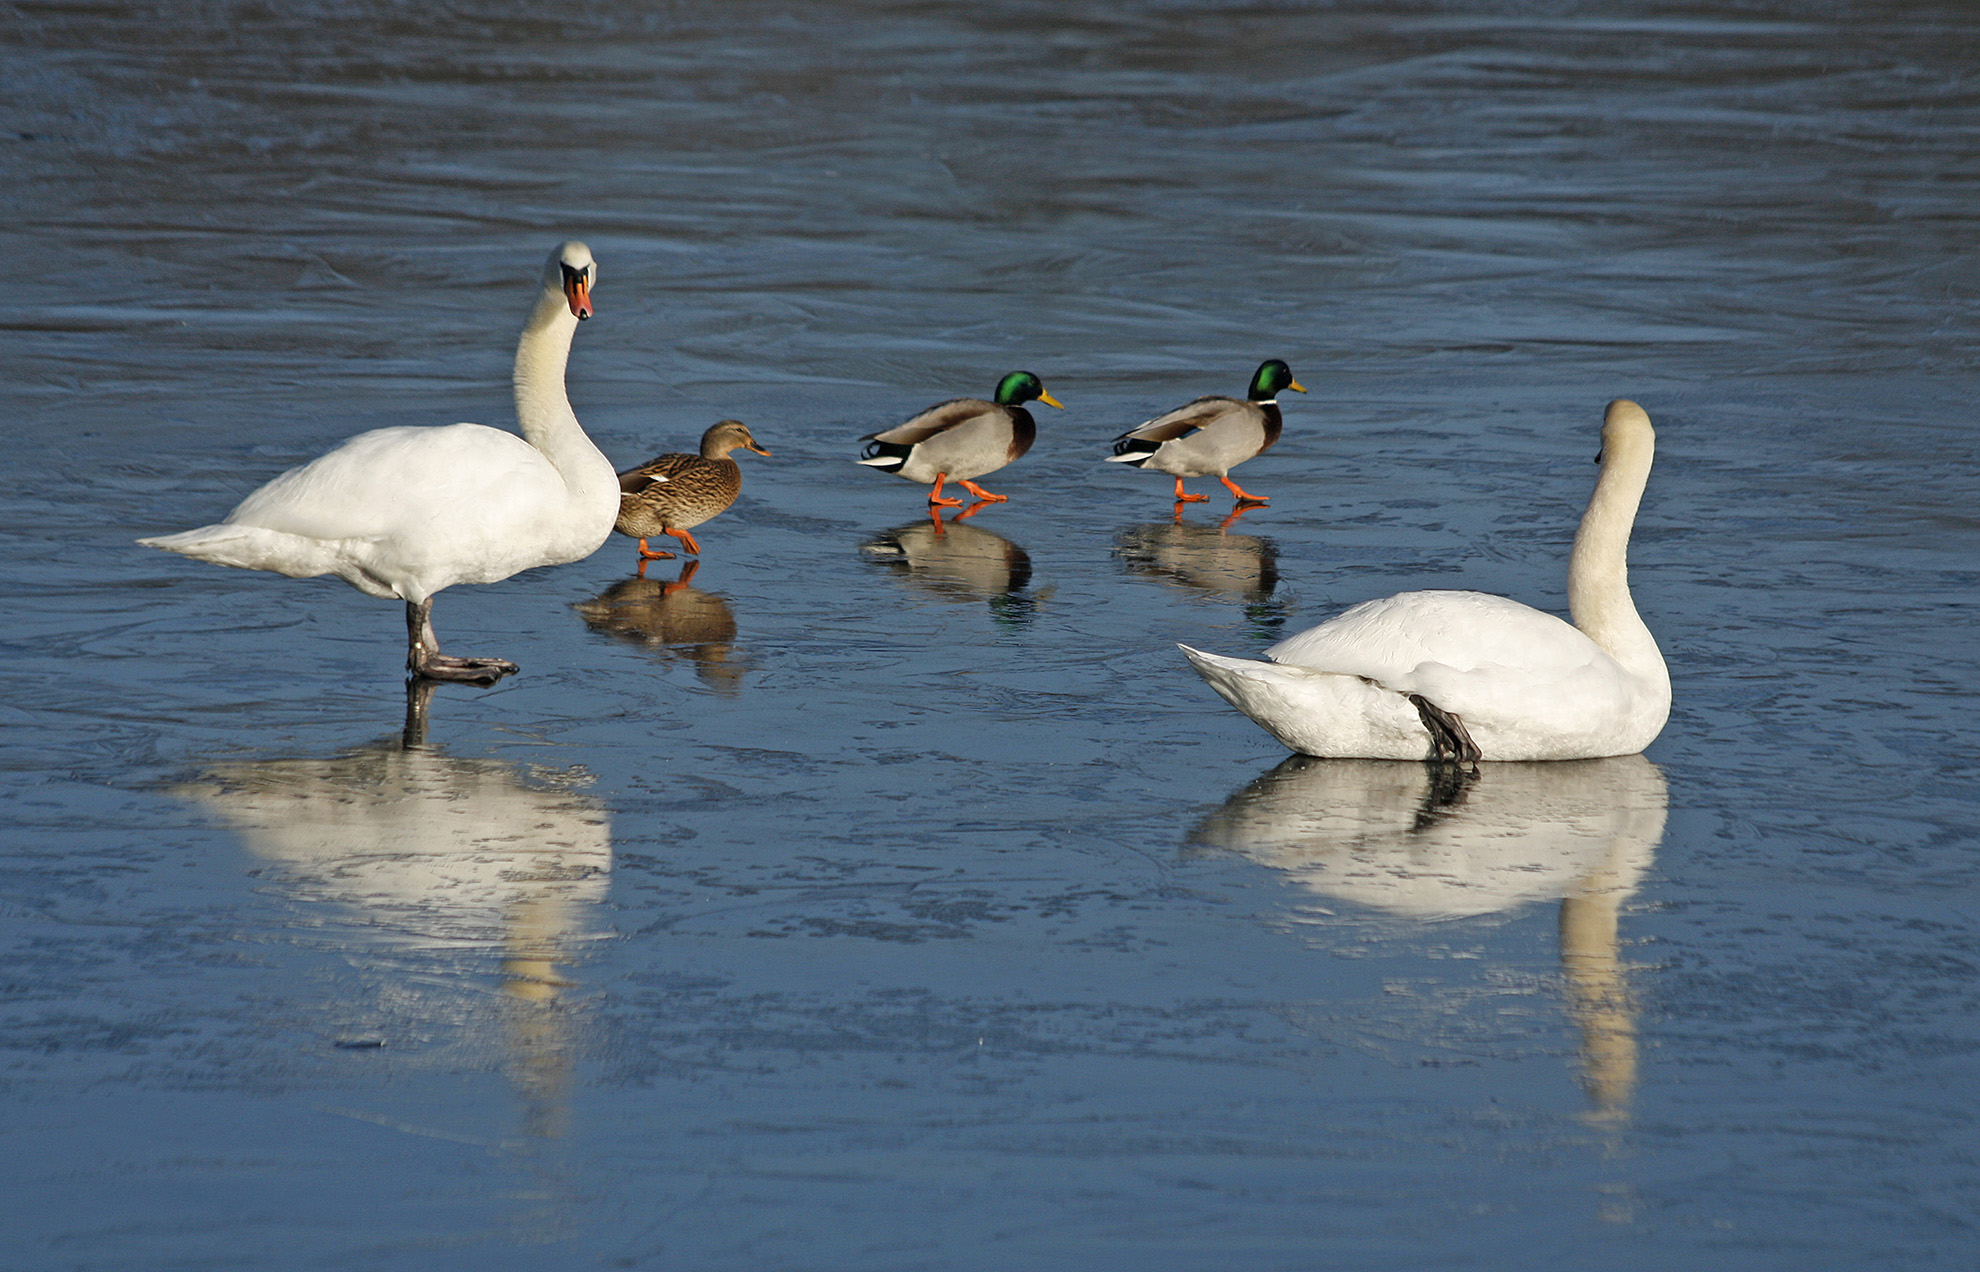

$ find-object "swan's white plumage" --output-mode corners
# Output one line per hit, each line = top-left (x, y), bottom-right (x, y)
(1182, 400), (1670, 762)
(141, 242), (619, 617)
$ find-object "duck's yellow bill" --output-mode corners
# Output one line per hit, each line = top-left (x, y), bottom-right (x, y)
(1037, 390), (1065, 409)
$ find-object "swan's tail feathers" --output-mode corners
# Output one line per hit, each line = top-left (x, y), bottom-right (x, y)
(1178, 644), (1358, 758)
(139, 523), (346, 581)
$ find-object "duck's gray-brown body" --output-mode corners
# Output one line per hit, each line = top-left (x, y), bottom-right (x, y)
(615, 420), (769, 551)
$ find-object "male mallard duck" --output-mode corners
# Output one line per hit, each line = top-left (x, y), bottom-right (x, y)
(1106, 359), (1306, 506)
(857, 371), (1062, 507)
(139, 242), (616, 685)
(615, 419), (771, 561)
(1181, 400), (1669, 762)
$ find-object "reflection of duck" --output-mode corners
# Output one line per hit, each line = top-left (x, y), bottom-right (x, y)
(571, 559), (747, 693)
(1114, 521), (1280, 600)
(1195, 754), (1664, 1120)
(175, 681), (611, 1141)
(861, 517), (1034, 606)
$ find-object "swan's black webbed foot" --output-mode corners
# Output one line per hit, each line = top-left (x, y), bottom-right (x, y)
(1409, 693), (1481, 764)
(412, 653), (520, 685)
(404, 598), (519, 685)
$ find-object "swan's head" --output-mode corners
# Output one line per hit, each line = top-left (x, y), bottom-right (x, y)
(545, 241), (596, 321)
(702, 419), (773, 459)
(993, 371), (1063, 410)
(1599, 399), (1654, 463)
(1248, 359), (1306, 401)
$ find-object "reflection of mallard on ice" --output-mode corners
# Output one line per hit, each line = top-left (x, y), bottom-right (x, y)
(1195, 755), (1665, 1120)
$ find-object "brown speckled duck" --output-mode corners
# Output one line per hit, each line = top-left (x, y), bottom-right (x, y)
(615, 420), (771, 563)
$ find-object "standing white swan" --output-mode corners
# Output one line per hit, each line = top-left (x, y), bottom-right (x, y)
(1181, 399), (1670, 761)
(139, 242), (623, 684)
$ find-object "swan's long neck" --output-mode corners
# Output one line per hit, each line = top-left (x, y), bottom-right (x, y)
(1567, 417), (1665, 683)
(512, 289), (612, 494)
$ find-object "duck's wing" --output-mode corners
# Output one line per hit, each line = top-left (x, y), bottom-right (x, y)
(1113, 395), (1248, 446)
(863, 398), (1000, 446)
(619, 452), (693, 495)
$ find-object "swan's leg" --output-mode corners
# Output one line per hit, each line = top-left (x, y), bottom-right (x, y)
(401, 677), (436, 749)
(956, 478), (1007, 503)
(636, 537), (677, 562)
(1219, 474), (1268, 505)
(1409, 693), (1481, 764)
(664, 526), (702, 555)
(927, 473), (964, 509)
(1173, 477), (1209, 504)
(405, 598), (519, 685)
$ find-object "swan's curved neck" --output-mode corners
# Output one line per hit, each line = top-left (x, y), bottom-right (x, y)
(1567, 426), (1663, 680)
(513, 290), (583, 451)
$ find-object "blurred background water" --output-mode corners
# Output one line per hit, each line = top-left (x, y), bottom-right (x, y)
(2, 1), (1977, 1268)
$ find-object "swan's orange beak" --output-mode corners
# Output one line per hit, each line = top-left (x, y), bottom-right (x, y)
(565, 274), (593, 320)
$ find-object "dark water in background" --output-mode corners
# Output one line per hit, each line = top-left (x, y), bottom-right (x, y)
(3, 1), (1978, 1267)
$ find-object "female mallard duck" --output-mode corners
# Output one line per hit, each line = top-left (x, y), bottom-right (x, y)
(615, 419), (771, 561)
(1181, 400), (1670, 762)
(1106, 359), (1306, 506)
(857, 371), (1062, 508)
(138, 241), (617, 685)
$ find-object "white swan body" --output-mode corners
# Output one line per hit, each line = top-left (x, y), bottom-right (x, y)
(141, 242), (620, 680)
(1181, 400), (1669, 761)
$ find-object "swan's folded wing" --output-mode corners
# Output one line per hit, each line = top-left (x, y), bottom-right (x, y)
(226, 423), (545, 541)
(1265, 590), (1630, 728)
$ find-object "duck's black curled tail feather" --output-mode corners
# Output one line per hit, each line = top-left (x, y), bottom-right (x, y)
(1108, 434), (1158, 466)
(857, 438), (912, 470)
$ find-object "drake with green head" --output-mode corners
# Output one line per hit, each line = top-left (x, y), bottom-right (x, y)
(1107, 359), (1306, 507)
(857, 371), (1063, 508)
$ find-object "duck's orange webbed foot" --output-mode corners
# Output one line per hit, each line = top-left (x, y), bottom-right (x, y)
(927, 474), (965, 508)
(1173, 478), (1209, 504)
(1219, 474), (1268, 505)
(956, 479), (1007, 503)
(665, 526), (703, 555)
(637, 538), (678, 561)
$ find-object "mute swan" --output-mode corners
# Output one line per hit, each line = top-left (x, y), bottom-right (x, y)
(139, 242), (622, 684)
(1181, 400), (1669, 761)
(1106, 359), (1306, 506)
(857, 371), (1063, 508)
(614, 419), (771, 564)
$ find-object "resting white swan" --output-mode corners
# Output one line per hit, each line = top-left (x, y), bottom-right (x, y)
(139, 242), (623, 683)
(1181, 399), (1670, 761)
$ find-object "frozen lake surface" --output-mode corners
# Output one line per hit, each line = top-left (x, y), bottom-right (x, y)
(3, 2), (1977, 1268)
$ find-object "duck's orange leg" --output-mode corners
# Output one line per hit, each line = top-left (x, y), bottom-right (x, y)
(1173, 477), (1209, 504)
(927, 473), (964, 508)
(1219, 474), (1268, 505)
(664, 526), (703, 555)
(637, 538), (677, 561)
(956, 478), (1007, 503)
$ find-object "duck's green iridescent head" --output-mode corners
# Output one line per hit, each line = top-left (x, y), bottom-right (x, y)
(994, 371), (1064, 410)
(1248, 359), (1306, 401)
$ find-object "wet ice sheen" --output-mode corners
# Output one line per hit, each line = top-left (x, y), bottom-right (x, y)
(2, 3), (1978, 1270)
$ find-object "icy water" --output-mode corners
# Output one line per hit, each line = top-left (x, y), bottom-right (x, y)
(4, 2), (1979, 1268)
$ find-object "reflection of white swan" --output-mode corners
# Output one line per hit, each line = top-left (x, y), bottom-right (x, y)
(175, 695), (610, 1141)
(1181, 401), (1669, 761)
(1195, 755), (1665, 1118)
